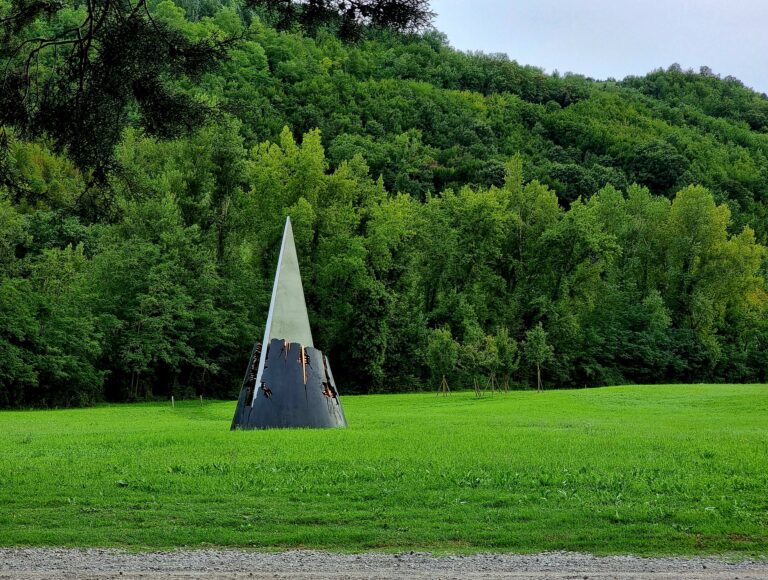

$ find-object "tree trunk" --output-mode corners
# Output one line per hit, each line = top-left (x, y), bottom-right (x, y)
(536, 363), (541, 392)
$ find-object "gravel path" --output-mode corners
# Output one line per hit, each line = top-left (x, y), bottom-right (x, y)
(1, 548), (766, 579)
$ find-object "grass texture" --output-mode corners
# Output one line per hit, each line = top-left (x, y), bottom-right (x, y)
(0, 384), (766, 555)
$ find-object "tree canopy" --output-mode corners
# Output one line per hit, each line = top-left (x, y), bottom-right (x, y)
(248, 0), (434, 39)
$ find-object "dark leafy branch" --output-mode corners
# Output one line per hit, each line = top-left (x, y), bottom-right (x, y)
(0, 0), (233, 178)
(248, 0), (435, 40)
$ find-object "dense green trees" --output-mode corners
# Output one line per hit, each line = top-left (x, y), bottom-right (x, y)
(0, 198), (103, 405)
(0, 0), (767, 406)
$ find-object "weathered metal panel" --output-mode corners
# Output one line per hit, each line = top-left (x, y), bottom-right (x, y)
(233, 339), (347, 430)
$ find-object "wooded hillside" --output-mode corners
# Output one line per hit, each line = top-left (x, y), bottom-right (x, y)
(1, 0), (766, 405)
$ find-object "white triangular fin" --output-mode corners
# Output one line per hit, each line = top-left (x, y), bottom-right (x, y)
(251, 217), (313, 402)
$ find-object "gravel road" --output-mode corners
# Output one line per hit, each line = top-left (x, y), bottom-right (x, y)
(1, 548), (766, 579)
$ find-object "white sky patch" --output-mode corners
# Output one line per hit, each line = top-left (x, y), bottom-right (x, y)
(431, 0), (768, 94)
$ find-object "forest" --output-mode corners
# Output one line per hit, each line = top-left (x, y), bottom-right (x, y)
(0, 0), (767, 406)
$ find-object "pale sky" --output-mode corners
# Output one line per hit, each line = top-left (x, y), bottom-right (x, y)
(431, 0), (768, 95)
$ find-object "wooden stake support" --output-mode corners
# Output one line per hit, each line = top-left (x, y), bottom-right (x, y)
(484, 373), (498, 396)
(437, 375), (450, 396)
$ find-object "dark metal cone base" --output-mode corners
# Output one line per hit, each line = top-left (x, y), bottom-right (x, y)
(232, 338), (347, 430)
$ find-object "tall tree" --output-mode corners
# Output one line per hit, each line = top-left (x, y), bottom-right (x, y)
(523, 323), (554, 392)
(427, 326), (457, 389)
(0, 0), (232, 180)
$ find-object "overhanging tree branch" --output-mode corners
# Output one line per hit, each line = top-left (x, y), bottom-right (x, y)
(0, 0), (235, 182)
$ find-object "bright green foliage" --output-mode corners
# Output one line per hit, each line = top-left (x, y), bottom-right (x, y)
(1, 2), (768, 405)
(494, 327), (519, 387)
(0, 385), (766, 555)
(523, 323), (554, 391)
(426, 326), (458, 385)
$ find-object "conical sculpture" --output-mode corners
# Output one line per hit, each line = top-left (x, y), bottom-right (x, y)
(231, 217), (348, 430)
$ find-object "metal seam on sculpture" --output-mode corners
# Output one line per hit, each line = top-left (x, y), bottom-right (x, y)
(252, 220), (290, 403)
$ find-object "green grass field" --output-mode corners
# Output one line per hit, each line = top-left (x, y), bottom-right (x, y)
(0, 385), (766, 556)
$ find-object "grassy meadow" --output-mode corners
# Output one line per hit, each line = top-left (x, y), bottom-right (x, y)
(0, 385), (766, 556)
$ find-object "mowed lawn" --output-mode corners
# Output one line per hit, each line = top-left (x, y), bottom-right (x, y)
(0, 385), (766, 556)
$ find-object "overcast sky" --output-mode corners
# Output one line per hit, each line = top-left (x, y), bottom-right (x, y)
(431, 0), (768, 94)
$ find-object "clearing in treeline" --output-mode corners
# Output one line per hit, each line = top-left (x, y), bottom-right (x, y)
(1, 384), (766, 556)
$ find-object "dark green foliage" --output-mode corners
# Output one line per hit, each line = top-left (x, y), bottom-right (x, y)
(0, 198), (103, 406)
(248, 0), (434, 40)
(0, 1), (767, 407)
(0, 0), (231, 176)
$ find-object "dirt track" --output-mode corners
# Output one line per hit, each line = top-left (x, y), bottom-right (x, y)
(1, 548), (766, 579)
